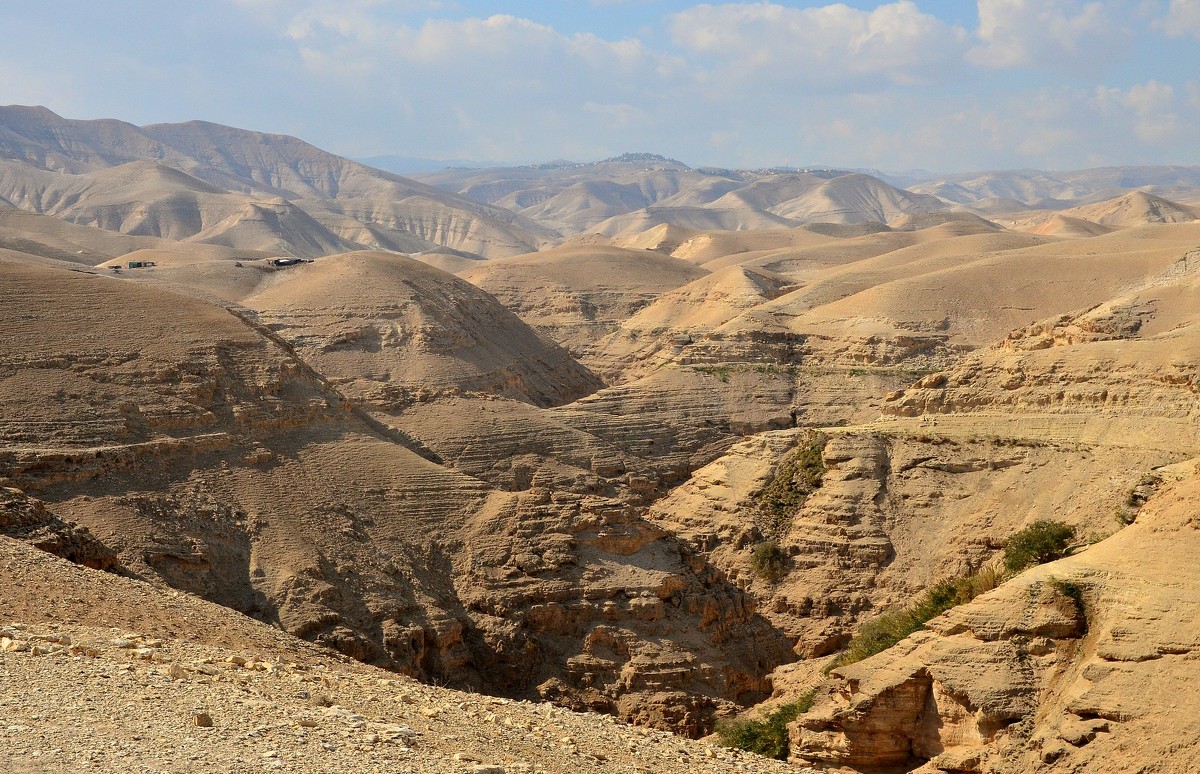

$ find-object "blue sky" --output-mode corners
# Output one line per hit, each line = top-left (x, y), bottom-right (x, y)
(2, 1), (1199, 172)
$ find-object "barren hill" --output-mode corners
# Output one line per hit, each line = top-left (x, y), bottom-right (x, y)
(783, 246), (1200, 771)
(910, 165), (1200, 209)
(0, 105), (557, 258)
(241, 251), (603, 409)
(418, 161), (946, 236)
(459, 244), (709, 370)
(1059, 190), (1197, 226)
(0, 254), (795, 738)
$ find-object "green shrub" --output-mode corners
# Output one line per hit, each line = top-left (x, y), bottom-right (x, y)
(716, 693), (815, 760)
(751, 540), (789, 583)
(1003, 520), (1076, 573)
(755, 435), (826, 539)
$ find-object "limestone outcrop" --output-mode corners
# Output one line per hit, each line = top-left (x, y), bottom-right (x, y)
(791, 463), (1200, 773)
(647, 425), (1178, 660)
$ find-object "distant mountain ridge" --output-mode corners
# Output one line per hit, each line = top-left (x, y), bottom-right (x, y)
(413, 160), (948, 235)
(5, 105), (1198, 258)
(909, 165), (1200, 210)
(0, 105), (558, 258)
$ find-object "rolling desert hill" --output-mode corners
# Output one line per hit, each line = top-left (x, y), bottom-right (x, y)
(0, 206), (260, 269)
(240, 251), (604, 410)
(458, 244), (710, 370)
(1000, 191), (1198, 239)
(0, 105), (558, 259)
(417, 157), (947, 236)
(1056, 190), (1197, 227)
(1022, 214), (1119, 238)
(909, 164), (1200, 209)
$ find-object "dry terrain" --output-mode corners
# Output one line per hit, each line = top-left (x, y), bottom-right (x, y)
(3, 106), (1200, 773)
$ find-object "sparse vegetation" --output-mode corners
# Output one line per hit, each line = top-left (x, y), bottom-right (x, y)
(716, 692), (815, 760)
(828, 521), (1082, 671)
(828, 567), (1001, 671)
(694, 364), (734, 382)
(754, 434), (826, 539)
(1003, 520), (1076, 573)
(750, 540), (789, 583)
(693, 363), (798, 381)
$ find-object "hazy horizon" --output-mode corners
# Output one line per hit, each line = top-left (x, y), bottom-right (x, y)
(3, 1), (1199, 171)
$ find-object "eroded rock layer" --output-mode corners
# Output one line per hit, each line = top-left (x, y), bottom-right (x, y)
(0, 258), (790, 735)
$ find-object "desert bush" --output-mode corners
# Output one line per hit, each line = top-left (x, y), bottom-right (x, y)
(716, 692), (815, 760)
(755, 435), (826, 539)
(1003, 520), (1076, 573)
(751, 540), (789, 583)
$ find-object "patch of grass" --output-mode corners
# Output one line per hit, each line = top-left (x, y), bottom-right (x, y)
(716, 692), (815, 760)
(750, 540), (789, 583)
(755, 434), (826, 540)
(1003, 520), (1076, 573)
(828, 567), (1002, 672)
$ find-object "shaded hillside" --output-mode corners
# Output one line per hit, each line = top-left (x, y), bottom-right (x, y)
(459, 244), (709, 368)
(241, 251), (604, 409)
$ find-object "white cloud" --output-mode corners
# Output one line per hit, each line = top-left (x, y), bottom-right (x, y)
(583, 101), (650, 129)
(202, 1), (1200, 169)
(1154, 0), (1200, 37)
(669, 2), (968, 89)
(1093, 80), (1182, 142)
(969, 0), (1131, 69)
(250, 8), (688, 160)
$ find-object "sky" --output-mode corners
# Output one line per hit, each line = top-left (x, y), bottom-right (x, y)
(2, 0), (1199, 172)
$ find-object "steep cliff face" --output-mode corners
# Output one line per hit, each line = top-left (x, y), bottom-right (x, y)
(453, 489), (794, 735)
(765, 248), (1200, 770)
(883, 249), (1200, 428)
(792, 462), (1200, 773)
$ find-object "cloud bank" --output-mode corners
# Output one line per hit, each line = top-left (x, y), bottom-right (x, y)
(0, 1), (1196, 171)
